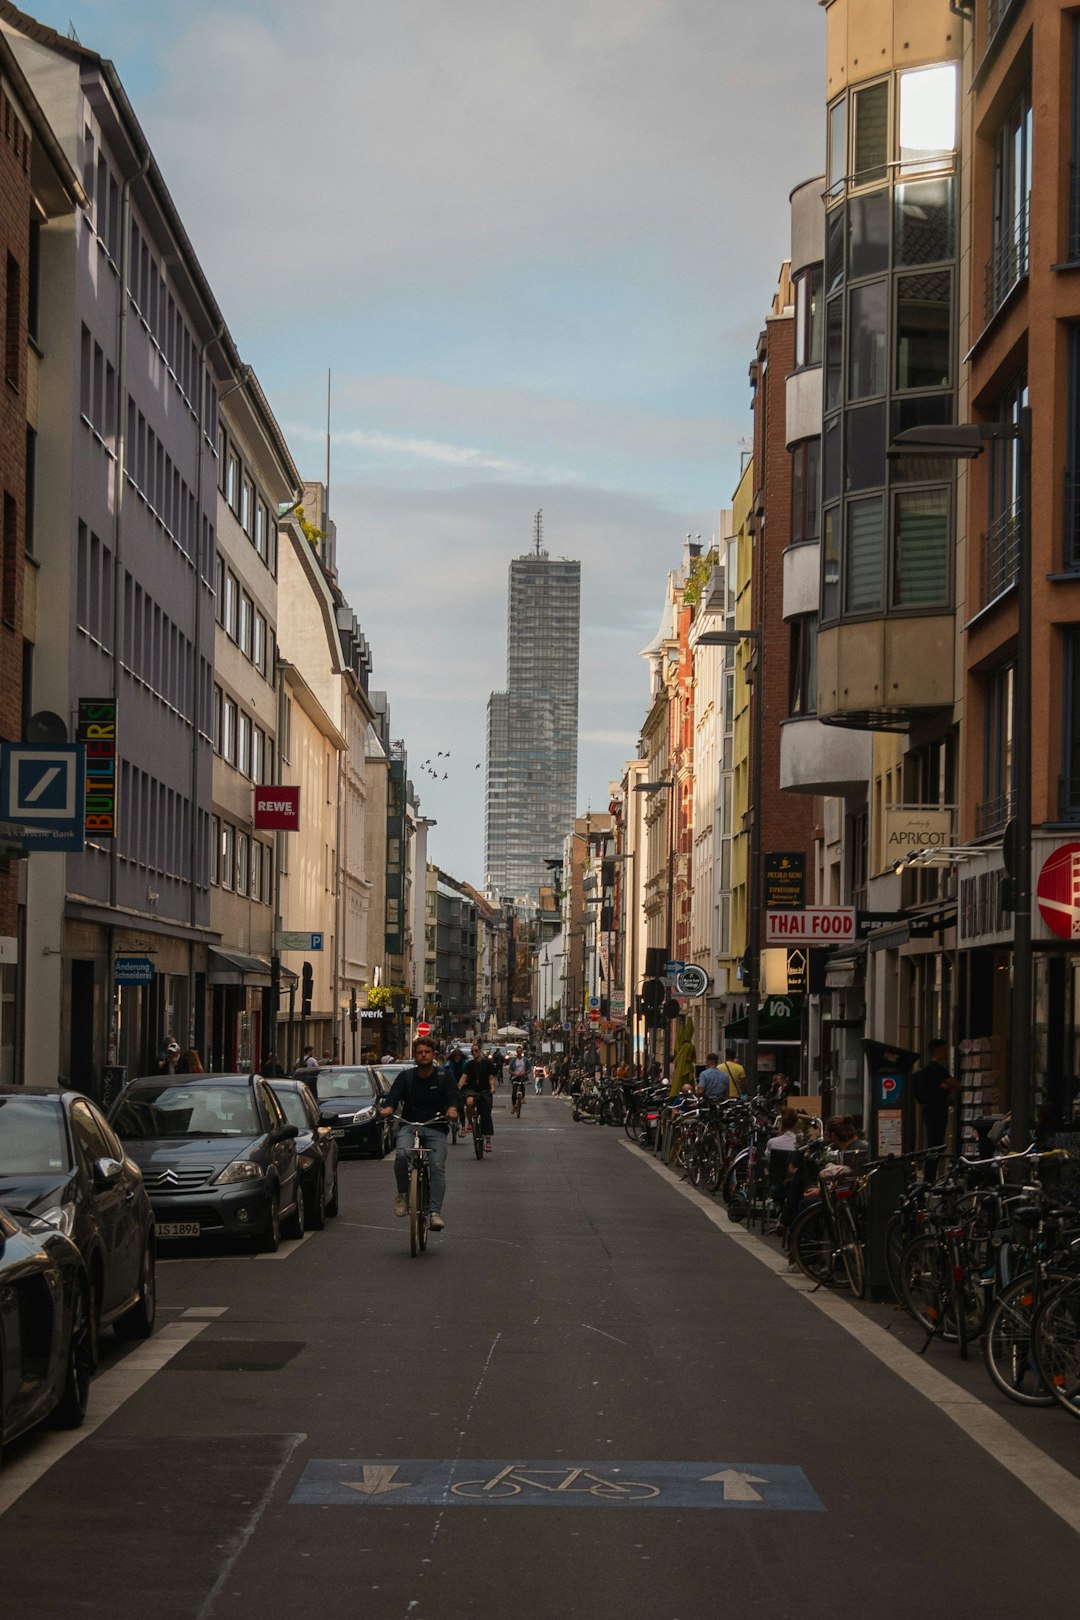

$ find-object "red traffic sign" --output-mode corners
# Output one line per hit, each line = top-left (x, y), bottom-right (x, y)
(587, 1009), (601, 1022)
(415, 1021), (432, 1037)
(1037, 843), (1080, 940)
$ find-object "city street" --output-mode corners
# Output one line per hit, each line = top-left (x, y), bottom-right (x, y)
(3, 1094), (1079, 1620)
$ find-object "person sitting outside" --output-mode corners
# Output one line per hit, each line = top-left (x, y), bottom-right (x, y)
(380, 1037), (459, 1231)
(697, 1053), (731, 1103)
(765, 1108), (801, 1221)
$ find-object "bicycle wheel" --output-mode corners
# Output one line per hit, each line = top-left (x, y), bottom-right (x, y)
(418, 1168), (429, 1252)
(789, 1203), (833, 1285)
(721, 1151), (750, 1205)
(983, 1272), (1072, 1406)
(622, 1108), (638, 1141)
(1033, 1279), (1080, 1419)
(474, 1120), (486, 1159)
(409, 1166), (422, 1258)
(837, 1203), (866, 1298)
(883, 1212), (908, 1304)
(899, 1235), (949, 1335)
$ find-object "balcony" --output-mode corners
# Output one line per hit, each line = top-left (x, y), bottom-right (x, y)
(779, 715), (873, 796)
(976, 788), (1015, 838)
(979, 504), (1019, 609)
(983, 199), (1029, 326)
(816, 615), (954, 729)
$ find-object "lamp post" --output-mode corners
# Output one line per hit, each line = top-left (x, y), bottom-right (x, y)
(696, 628), (764, 1099)
(634, 778), (676, 1073)
(889, 413), (1033, 1146)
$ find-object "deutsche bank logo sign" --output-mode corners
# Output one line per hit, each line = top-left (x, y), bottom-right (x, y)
(0, 744), (86, 850)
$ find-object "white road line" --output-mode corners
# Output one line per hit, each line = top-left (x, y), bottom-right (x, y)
(254, 1232), (312, 1261)
(181, 1306), (229, 1318)
(0, 1319), (215, 1517)
(626, 1143), (1080, 1539)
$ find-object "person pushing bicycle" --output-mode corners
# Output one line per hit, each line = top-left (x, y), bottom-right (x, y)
(380, 1037), (459, 1231)
(460, 1043), (497, 1153)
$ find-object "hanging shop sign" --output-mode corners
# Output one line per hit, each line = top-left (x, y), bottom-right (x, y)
(77, 699), (117, 839)
(254, 786), (300, 831)
(883, 806), (952, 863)
(764, 853), (805, 910)
(1037, 843), (1080, 941)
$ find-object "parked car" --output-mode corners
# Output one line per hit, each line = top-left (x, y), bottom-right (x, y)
(0, 1087), (156, 1363)
(109, 1075), (301, 1251)
(267, 1079), (340, 1228)
(317, 1067), (396, 1155)
(0, 1204), (92, 1452)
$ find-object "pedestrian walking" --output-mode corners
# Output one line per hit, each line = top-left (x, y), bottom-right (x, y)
(912, 1038), (960, 1169)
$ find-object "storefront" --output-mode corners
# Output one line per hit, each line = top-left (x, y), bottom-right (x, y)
(208, 949), (273, 1074)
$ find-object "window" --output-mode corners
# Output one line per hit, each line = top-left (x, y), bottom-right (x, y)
(211, 814), (220, 884)
(224, 572), (238, 640)
(221, 822), (235, 890)
(845, 402), (886, 493)
(844, 496), (884, 613)
(828, 97), (847, 199)
(217, 424), (227, 489)
(825, 299), (843, 411)
(988, 90), (1032, 318)
(892, 488), (949, 608)
(255, 499), (268, 560)
(852, 80), (889, 186)
(981, 663), (1015, 834)
(239, 592), (252, 657)
(238, 712), (251, 777)
(896, 271), (951, 391)
(822, 506), (840, 620)
(848, 281), (887, 399)
(215, 554), (225, 623)
(794, 265), (823, 369)
(898, 64), (957, 175)
(1, 492), (15, 624)
(848, 191), (889, 281)
(226, 449), (240, 511)
(986, 373), (1027, 598)
(236, 831), (249, 896)
(212, 684), (222, 752)
(826, 209), (845, 296)
(1061, 630), (1080, 817)
(895, 178), (955, 267)
(5, 253), (20, 387)
(789, 615), (818, 716)
(253, 611), (266, 674)
(791, 439), (821, 543)
(252, 726), (264, 786)
(222, 696), (236, 764)
(241, 477), (254, 536)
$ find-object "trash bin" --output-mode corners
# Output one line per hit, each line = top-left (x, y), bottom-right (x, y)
(865, 1156), (908, 1300)
(100, 1064), (127, 1110)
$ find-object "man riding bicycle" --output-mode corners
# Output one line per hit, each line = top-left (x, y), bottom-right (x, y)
(460, 1043), (497, 1152)
(380, 1037), (459, 1231)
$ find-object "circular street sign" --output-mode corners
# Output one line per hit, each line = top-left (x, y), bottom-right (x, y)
(1037, 843), (1080, 940)
(416, 1021), (432, 1037)
(588, 1009), (601, 1022)
(676, 964), (709, 998)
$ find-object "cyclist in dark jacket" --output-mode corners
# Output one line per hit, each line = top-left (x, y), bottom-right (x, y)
(380, 1038), (459, 1231)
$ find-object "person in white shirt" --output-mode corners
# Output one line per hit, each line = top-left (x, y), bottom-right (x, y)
(765, 1109), (801, 1214)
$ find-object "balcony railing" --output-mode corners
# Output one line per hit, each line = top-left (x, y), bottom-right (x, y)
(975, 788), (1015, 838)
(980, 503), (1020, 608)
(983, 197), (1029, 325)
(988, 0), (1013, 38)
(1069, 163), (1080, 263)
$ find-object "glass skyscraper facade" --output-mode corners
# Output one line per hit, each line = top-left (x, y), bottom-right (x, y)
(484, 544), (581, 902)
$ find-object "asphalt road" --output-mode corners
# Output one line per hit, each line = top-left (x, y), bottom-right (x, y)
(3, 1092), (1080, 1620)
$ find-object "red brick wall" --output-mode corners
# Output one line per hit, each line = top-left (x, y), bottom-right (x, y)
(0, 82), (31, 939)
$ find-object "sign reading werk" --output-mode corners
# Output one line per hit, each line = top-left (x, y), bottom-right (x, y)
(77, 699), (117, 838)
(255, 786), (300, 831)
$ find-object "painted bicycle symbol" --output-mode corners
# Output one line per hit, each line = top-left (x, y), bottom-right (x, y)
(450, 1464), (660, 1501)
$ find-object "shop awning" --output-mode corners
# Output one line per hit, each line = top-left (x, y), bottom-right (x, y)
(208, 948), (273, 987)
(724, 995), (803, 1041)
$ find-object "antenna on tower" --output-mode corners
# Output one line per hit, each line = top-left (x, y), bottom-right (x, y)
(534, 510), (543, 556)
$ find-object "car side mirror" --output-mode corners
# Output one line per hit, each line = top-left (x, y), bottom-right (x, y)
(273, 1124), (299, 1142)
(93, 1156), (125, 1190)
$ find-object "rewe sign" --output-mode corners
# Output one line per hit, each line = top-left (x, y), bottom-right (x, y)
(254, 786), (300, 831)
(764, 907), (855, 946)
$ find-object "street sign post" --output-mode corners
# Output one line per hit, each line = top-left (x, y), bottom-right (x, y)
(764, 907), (856, 947)
(416, 1021), (432, 1037)
(675, 965), (709, 998)
(279, 931), (324, 951)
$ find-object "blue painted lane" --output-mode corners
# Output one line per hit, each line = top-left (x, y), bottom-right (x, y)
(290, 1459), (824, 1511)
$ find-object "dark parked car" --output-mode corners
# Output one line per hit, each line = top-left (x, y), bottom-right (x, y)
(0, 1204), (92, 1451)
(109, 1075), (302, 1251)
(317, 1067), (396, 1155)
(0, 1087), (156, 1363)
(267, 1079), (340, 1228)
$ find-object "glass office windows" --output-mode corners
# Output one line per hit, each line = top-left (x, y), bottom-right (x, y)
(896, 271), (951, 391)
(825, 300), (844, 411)
(848, 191), (890, 280)
(848, 281), (887, 399)
(852, 81), (889, 185)
(845, 403), (886, 492)
(893, 488), (950, 607)
(899, 65), (957, 174)
(794, 265), (823, 368)
(828, 97), (847, 199)
(826, 208), (845, 295)
(791, 439), (821, 544)
(823, 416), (841, 504)
(845, 496), (884, 613)
(822, 507), (841, 621)
(895, 179), (954, 266)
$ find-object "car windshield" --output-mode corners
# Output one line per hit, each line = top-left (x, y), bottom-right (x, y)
(0, 1097), (70, 1175)
(271, 1088), (310, 1130)
(321, 1069), (375, 1099)
(111, 1083), (260, 1138)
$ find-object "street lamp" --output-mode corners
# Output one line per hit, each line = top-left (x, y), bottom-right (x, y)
(889, 413), (1033, 1146)
(696, 627), (764, 1099)
(634, 778), (676, 1073)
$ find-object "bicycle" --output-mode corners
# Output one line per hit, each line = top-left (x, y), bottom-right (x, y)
(398, 1115), (451, 1257)
(511, 1080), (525, 1117)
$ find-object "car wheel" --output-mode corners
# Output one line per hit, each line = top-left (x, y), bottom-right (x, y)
(308, 1169), (327, 1231)
(114, 1237), (157, 1340)
(258, 1191), (281, 1253)
(283, 1175), (306, 1240)
(325, 1170), (340, 1218)
(53, 1277), (92, 1429)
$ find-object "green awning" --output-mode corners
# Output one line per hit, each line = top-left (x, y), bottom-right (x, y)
(724, 995), (803, 1041)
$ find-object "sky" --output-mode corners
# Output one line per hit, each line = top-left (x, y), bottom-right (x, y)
(31, 0), (823, 882)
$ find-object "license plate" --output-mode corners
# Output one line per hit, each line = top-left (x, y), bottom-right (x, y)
(330, 1128), (345, 1139)
(157, 1221), (201, 1238)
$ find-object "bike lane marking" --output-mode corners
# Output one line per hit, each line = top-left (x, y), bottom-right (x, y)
(626, 1142), (1080, 1539)
(289, 1458), (823, 1510)
(0, 1316), (218, 1518)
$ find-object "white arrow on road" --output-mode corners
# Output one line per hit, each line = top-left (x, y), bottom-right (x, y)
(344, 1466), (411, 1497)
(700, 1469), (768, 1502)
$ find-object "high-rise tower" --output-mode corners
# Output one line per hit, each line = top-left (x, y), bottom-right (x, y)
(484, 514), (581, 902)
